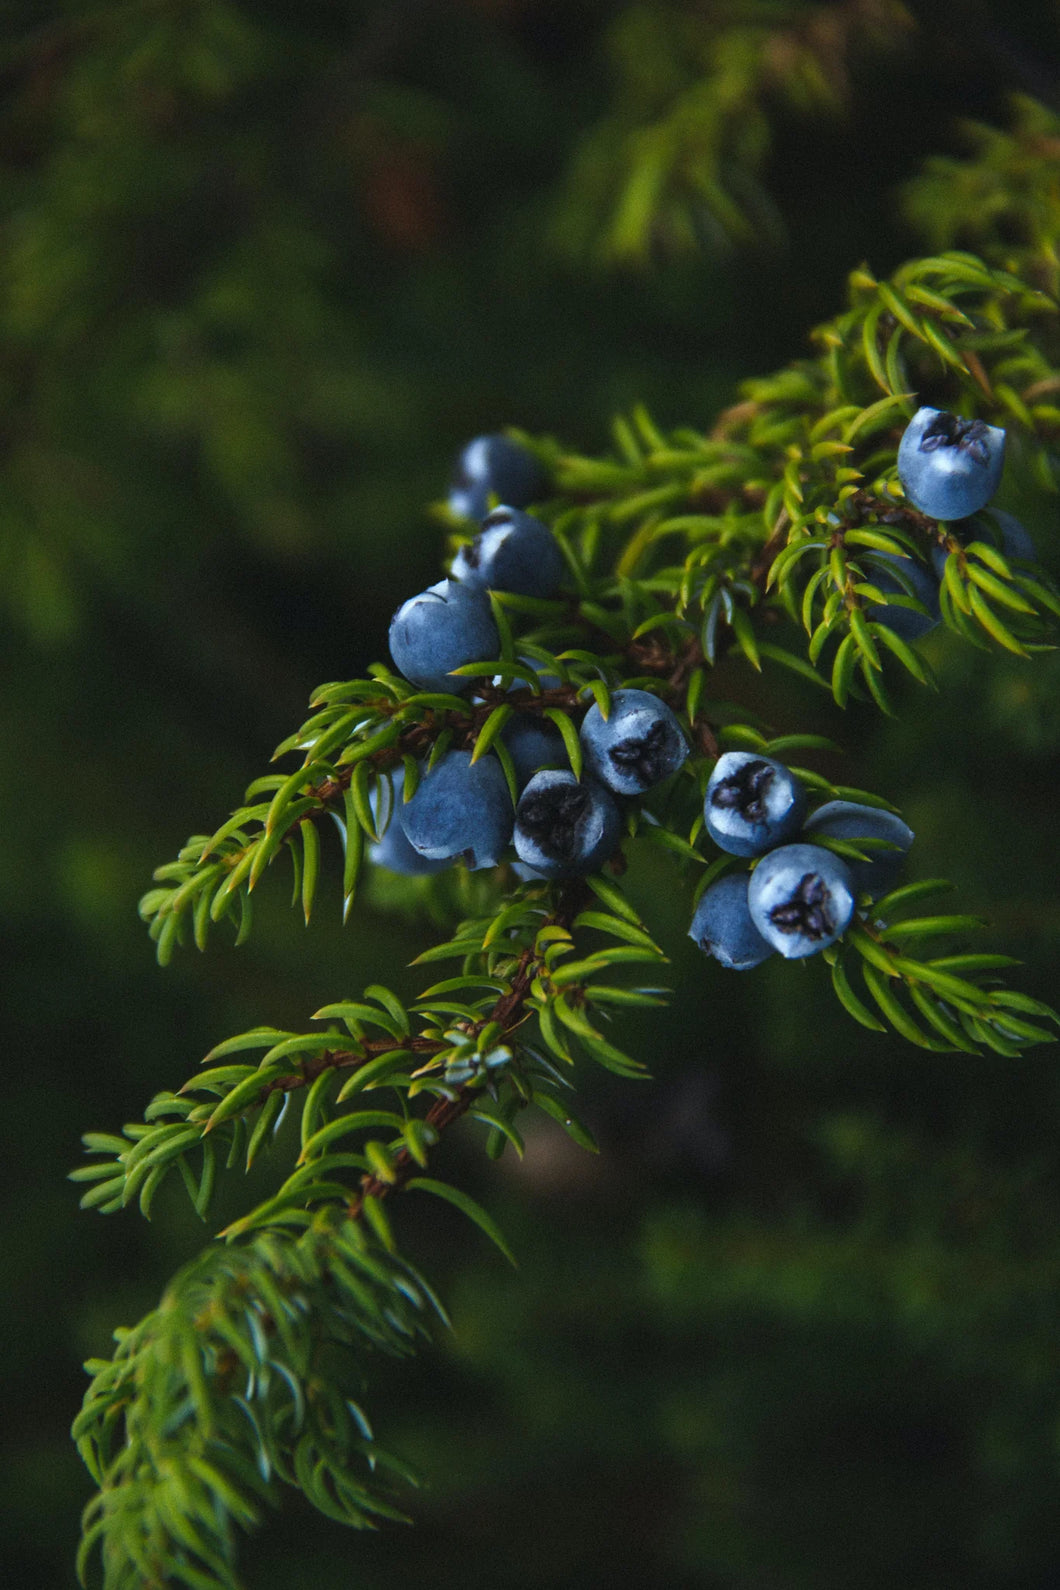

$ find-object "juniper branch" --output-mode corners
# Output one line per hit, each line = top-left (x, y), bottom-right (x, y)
(347, 896), (584, 1213)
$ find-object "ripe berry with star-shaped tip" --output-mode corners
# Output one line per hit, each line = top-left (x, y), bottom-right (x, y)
(451, 505), (564, 598)
(703, 752), (806, 858)
(747, 843), (856, 959)
(897, 407), (1005, 521)
(579, 689), (688, 797)
(513, 769), (622, 878)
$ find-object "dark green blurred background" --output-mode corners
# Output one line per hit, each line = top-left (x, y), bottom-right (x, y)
(3, 3), (1060, 1585)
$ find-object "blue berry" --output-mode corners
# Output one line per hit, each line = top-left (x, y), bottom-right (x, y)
(897, 407), (1005, 521)
(513, 770), (621, 878)
(704, 752), (806, 858)
(863, 550), (940, 641)
(802, 799), (913, 898)
(502, 714), (570, 791)
(389, 579), (499, 695)
(451, 506), (565, 598)
(399, 750), (513, 870)
(747, 843), (856, 958)
(688, 873), (774, 970)
(449, 434), (546, 521)
(368, 767), (448, 876)
(580, 689), (688, 796)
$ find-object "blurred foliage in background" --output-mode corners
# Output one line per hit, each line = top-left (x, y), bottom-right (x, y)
(3, 1), (1060, 1584)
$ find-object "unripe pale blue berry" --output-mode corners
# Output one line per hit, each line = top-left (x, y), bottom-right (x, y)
(802, 799), (913, 898)
(863, 550), (940, 641)
(689, 873), (774, 970)
(399, 750), (513, 870)
(502, 714), (570, 792)
(368, 767), (448, 876)
(389, 579), (499, 695)
(451, 506), (565, 598)
(982, 508), (1035, 561)
(931, 508), (1036, 579)
(449, 434), (546, 521)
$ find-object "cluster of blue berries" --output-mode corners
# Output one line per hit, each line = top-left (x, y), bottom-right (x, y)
(869, 406), (1027, 640)
(690, 752), (914, 969)
(377, 412), (1006, 963)
(378, 437), (690, 880)
(513, 690), (689, 879)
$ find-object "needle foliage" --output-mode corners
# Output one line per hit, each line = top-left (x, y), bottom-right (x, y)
(3, 4), (1060, 1588)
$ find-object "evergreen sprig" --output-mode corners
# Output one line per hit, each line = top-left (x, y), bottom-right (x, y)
(139, 248), (1059, 971)
(77, 881), (663, 1230)
(828, 879), (1060, 1055)
(75, 881), (668, 1584)
(902, 96), (1060, 298)
(80, 236), (1059, 1586)
(552, 0), (914, 263)
(74, 1215), (439, 1590)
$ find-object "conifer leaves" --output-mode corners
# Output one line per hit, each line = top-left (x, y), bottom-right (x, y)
(830, 254), (1050, 407)
(138, 246), (1059, 969)
(934, 535), (1060, 657)
(751, 255), (1060, 689)
(78, 884), (668, 1228)
(552, 0), (913, 266)
(100, 235), (1060, 1590)
(901, 97), (1060, 299)
(138, 674), (566, 960)
(557, 257), (1056, 693)
(75, 1216), (440, 1590)
(769, 523), (936, 709)
(75, 886), (680, 1585)
(827, 881), (1059, 1055)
